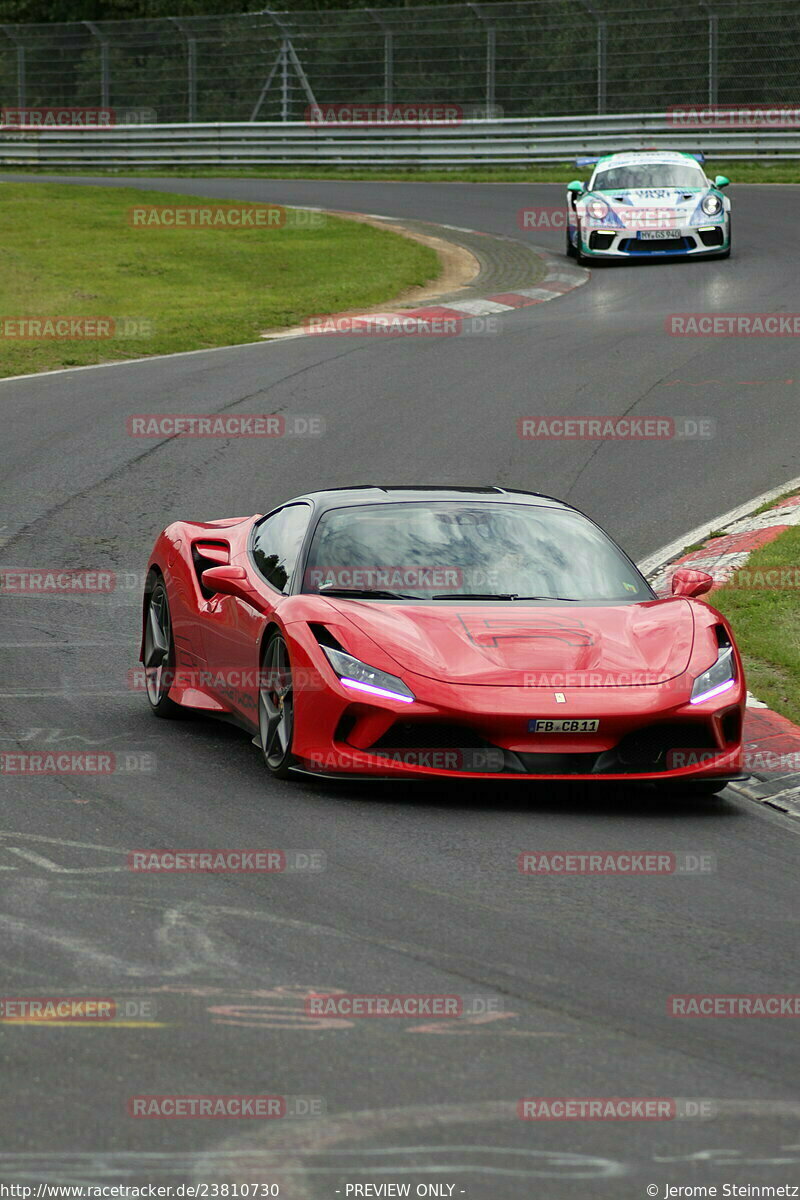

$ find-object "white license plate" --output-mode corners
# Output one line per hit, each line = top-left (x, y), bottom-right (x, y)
(530, 719), (600, 733)
(638, 229), (679, 240)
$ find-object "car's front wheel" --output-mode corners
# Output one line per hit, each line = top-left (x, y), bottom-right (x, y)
(718, 220), (731, 258)
(713, 218), (731, 259)
(565, 226), (577, 259)
(258, 630), (296, 778)
(143, 575), (182, 718)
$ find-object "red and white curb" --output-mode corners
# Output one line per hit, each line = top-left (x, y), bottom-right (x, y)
(264, 213), (587, 339)
(643, 483), (800, 814)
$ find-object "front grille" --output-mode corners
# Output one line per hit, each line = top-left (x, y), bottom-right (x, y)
(369, 721), (491, 750)
(615, 721), (717, 769)
(516, 752), (600, 775)
(349, 719), (725, 778)
(619, 237), (694, 254)
(589, 231), (615, 250)
(698, 227), (725, 247)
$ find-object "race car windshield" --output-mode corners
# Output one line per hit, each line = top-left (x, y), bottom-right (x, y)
(592, 164), (706, 190)
(302, 503), (652, 602)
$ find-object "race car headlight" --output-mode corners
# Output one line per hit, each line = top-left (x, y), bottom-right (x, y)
(586, 198), (609, 221)
(322, 646), (415, 704)
(701, 193), (723, 216)
(690, 646), (736, 704)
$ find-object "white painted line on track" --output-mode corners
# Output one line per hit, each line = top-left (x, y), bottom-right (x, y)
(637, 473), (800, 577)
(442, 299), (516, 314)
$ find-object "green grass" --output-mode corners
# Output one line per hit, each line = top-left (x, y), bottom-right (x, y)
(712, 519), (800, 726)
(2, 159), (799, 183)
(0, 183), (440, 378)
(680, 530), (727, 556)
(753, 486), (800, 516)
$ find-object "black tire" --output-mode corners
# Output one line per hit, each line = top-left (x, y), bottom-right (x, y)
(258, 631), (296, 779)
(714, 219), (731, 259)
(574, 223), (587, 265)
(566, 226), (577, 259)
(143, 575), (182, 719)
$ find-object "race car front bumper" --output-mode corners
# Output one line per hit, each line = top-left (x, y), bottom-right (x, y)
(575, 219), (729, 259)
(292, 657), (747, 783)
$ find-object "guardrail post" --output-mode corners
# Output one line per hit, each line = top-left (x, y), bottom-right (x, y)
(578, 1), (607, 114)
(368, 10), (394, 107)
(171, 18), (197, 123)
(697, 2), (718, 107)
(385, 31), (394, 106)
(469, 5), (497, 117)
(596, 20), (607, 114)
(83, 21), (110, 109)
(486, 25), (496, 115)
(1, 27), (26, 108)
(281, 39), (289, 122)
(708, 11), (718, 106)
(255, 9), (318, 122)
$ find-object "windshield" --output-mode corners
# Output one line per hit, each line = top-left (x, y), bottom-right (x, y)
(301, 503), (652, 602)
(592, 164), (706, 190)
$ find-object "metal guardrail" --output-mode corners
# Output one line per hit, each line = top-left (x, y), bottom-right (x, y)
(2, 114), (800, 168)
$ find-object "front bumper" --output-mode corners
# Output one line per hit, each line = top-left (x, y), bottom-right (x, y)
(574, 219), (729, 259)
(292, 655), (746, 782)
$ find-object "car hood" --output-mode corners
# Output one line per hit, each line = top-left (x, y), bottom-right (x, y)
(326, 598), (696, 686)
(594, 186), (704, 208)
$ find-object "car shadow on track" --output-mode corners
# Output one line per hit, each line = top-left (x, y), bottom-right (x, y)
(294, 777), (741, 821)
(583, 254), (730, 270)
(159, 714), (742, 821)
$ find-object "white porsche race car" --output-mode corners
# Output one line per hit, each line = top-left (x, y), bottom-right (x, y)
(565, 151), (731, 262)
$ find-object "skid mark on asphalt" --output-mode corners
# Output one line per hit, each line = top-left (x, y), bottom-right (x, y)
(0, 1141), (623, 1189)
(2, 1135), (799, 1190)
(155, 906), (242, 976)
(0, 911), (149, 976)
(196, 1102), (625, 1198)
(3, 847), (126, 873)
(0, 831), (130, 874)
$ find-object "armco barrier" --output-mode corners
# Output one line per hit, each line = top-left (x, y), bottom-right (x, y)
(2, 112), (800, 169)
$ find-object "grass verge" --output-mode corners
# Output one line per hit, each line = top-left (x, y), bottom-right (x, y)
(0, 183), (440, 378)
(711, 514), (800, 726)
(2, 160), (798, 183)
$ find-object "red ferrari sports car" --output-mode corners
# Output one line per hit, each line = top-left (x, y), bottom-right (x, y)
(140, 486), (746, 793)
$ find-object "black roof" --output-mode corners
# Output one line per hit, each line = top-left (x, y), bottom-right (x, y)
(291, 485), (572, 514)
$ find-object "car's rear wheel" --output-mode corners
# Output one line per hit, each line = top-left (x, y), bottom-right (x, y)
(259, 631), (296, 779)
(143, 576), (182, 718)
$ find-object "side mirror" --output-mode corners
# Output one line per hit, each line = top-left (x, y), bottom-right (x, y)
(671, 567), (714, 598)
(567, 180), (585, 195)
(714, 175), (730, 188)
(201, 565), (270, 611)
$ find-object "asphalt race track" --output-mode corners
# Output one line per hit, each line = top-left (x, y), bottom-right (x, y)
(1, 178), (799, 1197)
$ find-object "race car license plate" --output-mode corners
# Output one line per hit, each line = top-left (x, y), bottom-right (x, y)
(529, 719), (600, 733)
(638, 229), (679, 240)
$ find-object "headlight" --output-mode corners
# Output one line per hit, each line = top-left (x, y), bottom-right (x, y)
(690, 646), (736, 704)
(586, 198), (609, 221)
(701, 193), (723, 216)
(323, 646), (415, 704)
